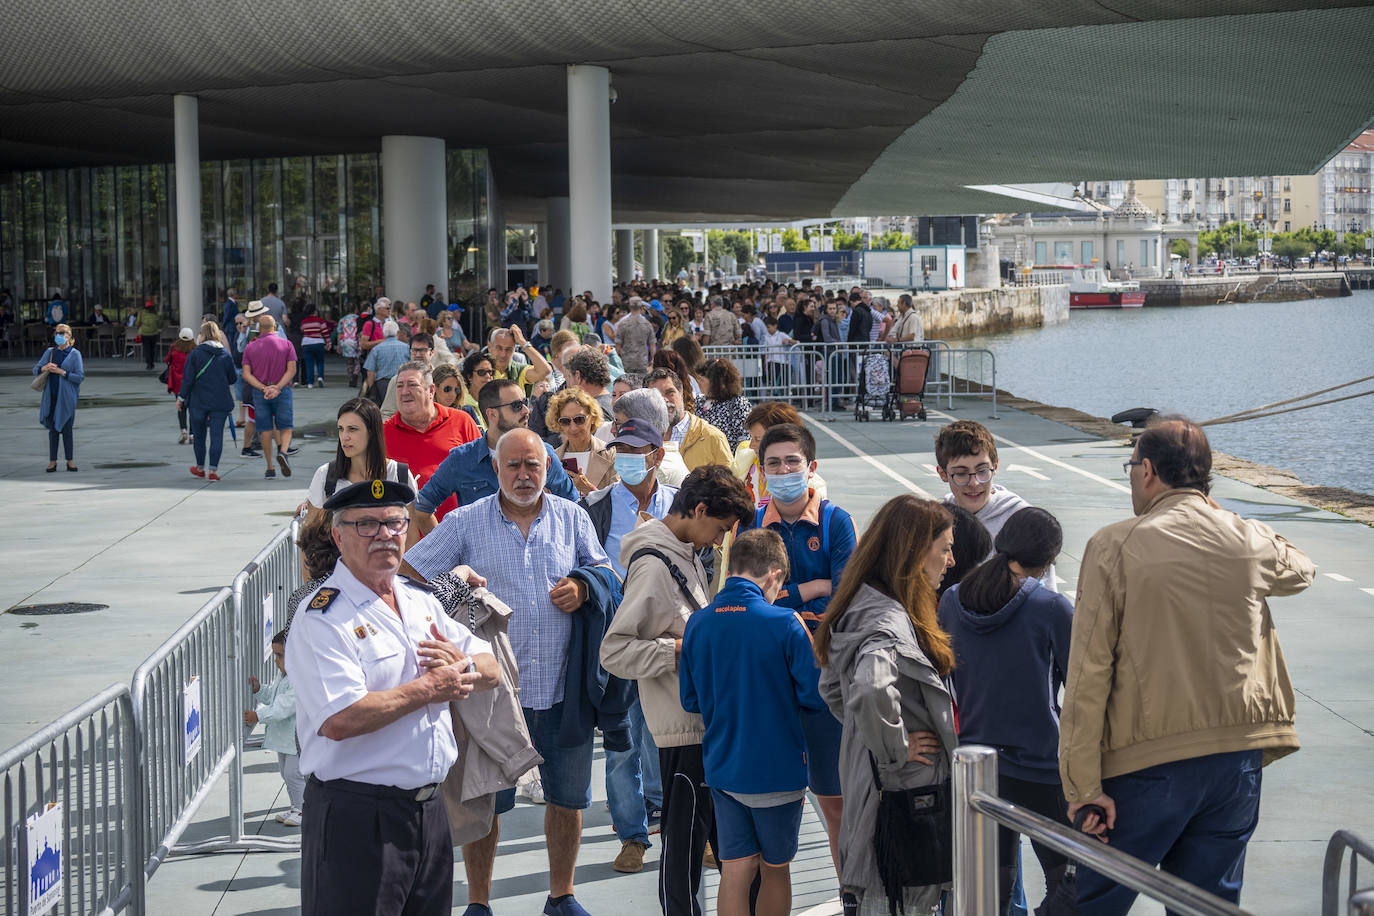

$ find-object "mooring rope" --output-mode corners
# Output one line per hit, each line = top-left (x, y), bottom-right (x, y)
(1198, 375), (1374, 426)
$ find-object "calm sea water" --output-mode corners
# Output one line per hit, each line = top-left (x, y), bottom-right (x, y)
(958, 290), (1374, 495)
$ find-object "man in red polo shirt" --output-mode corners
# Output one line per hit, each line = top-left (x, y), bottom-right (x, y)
(383, 360), (479, 520)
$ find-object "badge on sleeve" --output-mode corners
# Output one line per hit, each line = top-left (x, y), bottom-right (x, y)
(310, 588), (340, 612)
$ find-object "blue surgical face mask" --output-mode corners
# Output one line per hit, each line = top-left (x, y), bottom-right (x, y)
(767, 469), (810, 503)
(614, 453), (653, 486)
(54, 334), (67, 346)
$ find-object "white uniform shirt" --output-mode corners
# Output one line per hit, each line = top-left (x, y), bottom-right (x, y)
(287, 559), (491, 789)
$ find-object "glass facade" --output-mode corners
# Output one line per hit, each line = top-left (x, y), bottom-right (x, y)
(0, 149), (490, 322)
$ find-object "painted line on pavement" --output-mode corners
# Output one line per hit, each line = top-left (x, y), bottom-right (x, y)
(1007, 463), (1051, 481)
(800, 413), (935, 499)
(928, 409), (1131, 495)
(1325, 573), (1354, 582)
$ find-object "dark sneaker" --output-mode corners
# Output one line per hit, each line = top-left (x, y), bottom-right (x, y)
(543, 895), (593, 916)
(286, 444), (301, 457)
(277, 452), (292, 477)
(265, 468), (276, 479)
(241, 448), (260, 459)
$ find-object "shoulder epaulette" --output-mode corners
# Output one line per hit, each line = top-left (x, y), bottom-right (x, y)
(308, 587), (340, 613)
(400, 576), (436, 593)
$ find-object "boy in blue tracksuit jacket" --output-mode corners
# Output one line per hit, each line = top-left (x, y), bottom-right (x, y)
(680, 529), (827, 916)
(736, 422), (857, 877)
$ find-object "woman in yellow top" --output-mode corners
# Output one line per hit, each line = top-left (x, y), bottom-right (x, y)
(659, 307), (688, 348)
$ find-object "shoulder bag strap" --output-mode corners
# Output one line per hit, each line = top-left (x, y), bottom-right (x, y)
(626, 547), (700, 610)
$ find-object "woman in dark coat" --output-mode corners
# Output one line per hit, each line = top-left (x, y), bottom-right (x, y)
(178, 320), (239, 480)
(33, 322), (85, 472)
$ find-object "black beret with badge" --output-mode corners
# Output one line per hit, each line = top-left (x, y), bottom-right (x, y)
(322, 478), (416, 511)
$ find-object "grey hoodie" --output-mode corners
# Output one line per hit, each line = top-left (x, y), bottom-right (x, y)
(819, 584), (957, 910)
(944, 485), (1058, 592)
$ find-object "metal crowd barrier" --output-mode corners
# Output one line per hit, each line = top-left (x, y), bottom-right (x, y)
(952, 746), (1249, 916)
(1, 684), (143, 916)
(701, 339), (1001, 418)
(233, 519), (302, 713)
(1323, 830), (1374, 915)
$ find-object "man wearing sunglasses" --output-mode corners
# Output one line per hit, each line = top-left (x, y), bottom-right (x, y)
(412, 379), (578, 537)
(288, 478), (499, 916)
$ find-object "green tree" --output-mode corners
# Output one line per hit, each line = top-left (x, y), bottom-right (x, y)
(833, 227), (864, 250)
(1169, 239), (1191, 259)
(1271, 235), (1307, 261)
(780, 228), (809, 252)
(872, 230), (914, 250)
(664, 236), (695, 277)
(707, 229), (754, 269)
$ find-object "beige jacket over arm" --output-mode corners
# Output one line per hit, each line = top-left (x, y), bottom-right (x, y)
(1059, 488), (1314, 804)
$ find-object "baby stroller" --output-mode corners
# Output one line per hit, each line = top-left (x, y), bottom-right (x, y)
(853, 351), (891, 421)
(882, 346), (930, 422)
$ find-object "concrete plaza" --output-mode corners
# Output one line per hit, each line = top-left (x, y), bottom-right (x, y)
(1, 355), (1370, 914)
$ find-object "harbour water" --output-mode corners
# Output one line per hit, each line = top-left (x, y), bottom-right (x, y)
(959, 290), (1374, 496)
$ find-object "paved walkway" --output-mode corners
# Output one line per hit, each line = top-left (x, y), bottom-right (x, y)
(2, 356), (1371, 914)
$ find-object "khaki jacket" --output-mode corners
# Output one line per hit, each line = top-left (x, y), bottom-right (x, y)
(557, 437), (618, 492)
(1059, 489), (1314, 804)
(703, 307), (740, 346)
(680, 414), (732, 471)
(600, 517), (714, 747)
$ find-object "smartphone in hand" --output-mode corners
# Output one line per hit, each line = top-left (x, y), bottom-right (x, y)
(562, 457), (579, 475)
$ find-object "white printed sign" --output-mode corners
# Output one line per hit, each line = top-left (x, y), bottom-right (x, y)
(262, 594), (275, 661)
(184, 677), (202, 765)
(26, 802), (63, 916)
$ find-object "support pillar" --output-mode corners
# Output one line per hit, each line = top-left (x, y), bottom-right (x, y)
(173, 94), (203, 330)
(643, 229), (660, 282)
(615, 229), (635, 283)
(545, 197), (572, 293)
(381, 136), (447, 306)
(567, 65), (613, 302)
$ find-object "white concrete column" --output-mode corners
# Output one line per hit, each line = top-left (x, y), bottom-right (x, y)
(173, 94), (203, 330)
(545, 197), (572, 292)
(381, 136), (447, 305)
(568, 65), (613, 301)
(615, 229), (634, 283)
(643, 229), (660, 281)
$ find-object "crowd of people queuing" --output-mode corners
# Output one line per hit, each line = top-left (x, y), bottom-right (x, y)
(31, 276), (1314, 916)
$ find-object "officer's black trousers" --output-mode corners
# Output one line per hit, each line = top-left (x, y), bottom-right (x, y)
(301, 776), (452, 916)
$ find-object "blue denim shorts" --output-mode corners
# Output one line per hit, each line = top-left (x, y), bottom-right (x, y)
(801, 705), (843, 796)
(710, 789), (804, 866)
(494, 702), (594, 813)
(252, 387), (293, 430)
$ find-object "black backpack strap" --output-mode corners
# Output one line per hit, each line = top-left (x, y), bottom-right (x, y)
(627, 547), (700, 610)
(325, 462), (341, 497)
(393, 461), (410, 487)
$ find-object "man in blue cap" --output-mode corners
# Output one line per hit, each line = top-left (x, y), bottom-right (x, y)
(288, 478), (500, 916)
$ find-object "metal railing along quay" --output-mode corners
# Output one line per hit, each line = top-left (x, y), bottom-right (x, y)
(952, 745), (1250, 916)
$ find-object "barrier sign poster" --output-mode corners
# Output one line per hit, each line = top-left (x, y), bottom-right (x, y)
(26, 801), (62, 916)
(262, 594), (275, 660)
(184, 676), (202, 765)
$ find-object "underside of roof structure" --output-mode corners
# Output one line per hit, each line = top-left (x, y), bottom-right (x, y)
(2, 0), (1373, 221)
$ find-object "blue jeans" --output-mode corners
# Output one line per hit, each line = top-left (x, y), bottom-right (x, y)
(1077, 749), (1263, 915)
(605, 698), (661, 845)
(302, 343), (326, 384)
(189, 408), (230, 470)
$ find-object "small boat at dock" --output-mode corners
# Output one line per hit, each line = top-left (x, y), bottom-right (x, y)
(1030, 265), (1146, 308)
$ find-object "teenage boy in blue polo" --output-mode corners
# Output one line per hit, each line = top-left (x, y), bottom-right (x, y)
(680, 529), (828, 916)
(738, 422), (857, 878)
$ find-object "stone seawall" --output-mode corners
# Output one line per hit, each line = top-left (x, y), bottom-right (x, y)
(1140, 272), (1349, 306)
(916, 285), (1068, 340)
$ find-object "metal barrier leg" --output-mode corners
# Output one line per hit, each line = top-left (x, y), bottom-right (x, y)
(953, 746), (999, 916)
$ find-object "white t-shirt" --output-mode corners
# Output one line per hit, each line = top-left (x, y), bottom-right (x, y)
(306, 459), (421, 509)
(562, 450), (592, 475)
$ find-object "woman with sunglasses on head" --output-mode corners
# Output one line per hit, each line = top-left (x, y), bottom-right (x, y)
(460, 349), (497, 430)
(548, 387), (618, 497)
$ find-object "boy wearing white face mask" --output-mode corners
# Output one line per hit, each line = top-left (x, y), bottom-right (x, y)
(737, 422), (857, 885)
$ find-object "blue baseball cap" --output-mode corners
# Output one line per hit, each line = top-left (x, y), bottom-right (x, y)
(608, 417), (663, 450)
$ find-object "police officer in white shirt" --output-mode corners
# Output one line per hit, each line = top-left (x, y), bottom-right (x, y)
(288, 478), (500, 916)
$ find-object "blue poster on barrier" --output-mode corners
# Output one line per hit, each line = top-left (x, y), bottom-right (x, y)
(184, 676), (202, 765)
(27, 801), (62, 916)
(262, 594), (275, 661)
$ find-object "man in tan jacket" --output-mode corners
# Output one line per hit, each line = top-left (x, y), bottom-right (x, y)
(646, 368), (732, 472)
(601, 466), (755, 916)
(1060, 418), (1313, 913)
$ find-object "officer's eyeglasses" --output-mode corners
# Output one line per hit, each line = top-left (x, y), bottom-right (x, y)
(762, 456), (808, 472)
(947, 467), (994, 486)
(558, 414), (589, 427)
(338, 516), (410, 537)
(497, 398), (530, 413)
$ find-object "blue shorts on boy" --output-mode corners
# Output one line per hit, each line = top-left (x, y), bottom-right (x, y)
(711, 789), (805, 865)
(680, 576), (829, 861)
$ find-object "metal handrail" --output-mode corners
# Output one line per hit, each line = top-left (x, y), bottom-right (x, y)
(1323, 830), (1374, 916)
(953, 746), (1251, 916)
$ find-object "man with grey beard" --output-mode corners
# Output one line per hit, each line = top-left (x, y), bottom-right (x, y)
(402, 429), (614, 916)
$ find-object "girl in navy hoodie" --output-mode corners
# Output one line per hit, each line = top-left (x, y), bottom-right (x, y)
(937, 506), (1074, 915)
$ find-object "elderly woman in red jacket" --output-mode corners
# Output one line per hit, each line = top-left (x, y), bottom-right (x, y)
(166, 327), (195, 443)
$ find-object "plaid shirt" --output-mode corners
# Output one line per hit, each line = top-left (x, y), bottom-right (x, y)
(402, 493), (609, 710)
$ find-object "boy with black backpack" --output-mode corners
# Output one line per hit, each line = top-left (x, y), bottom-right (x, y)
(600, 465), (755, 915)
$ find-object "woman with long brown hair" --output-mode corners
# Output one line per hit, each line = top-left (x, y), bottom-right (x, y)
(813, 495), (957, 916)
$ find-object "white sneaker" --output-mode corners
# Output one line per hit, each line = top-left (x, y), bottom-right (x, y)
(516, 770), (546, 805)
(278, 807), (303, 827)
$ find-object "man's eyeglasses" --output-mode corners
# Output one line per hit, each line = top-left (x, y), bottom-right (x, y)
(762, 456), (808, 473)
(496, 398), (530, 412)
(947, 467), (994, 486)
(472, 368), (496, 378)
(1123, 459), (1144, 476)
(337, 516), (410, 537)
(558, 414), (589, 427)
(410, 348), (432, 357)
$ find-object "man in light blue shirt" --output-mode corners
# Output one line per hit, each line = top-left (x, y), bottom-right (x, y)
(363, 320), (409, 401)
(577, 417), (677, 872)
(402, 428), (610, 916)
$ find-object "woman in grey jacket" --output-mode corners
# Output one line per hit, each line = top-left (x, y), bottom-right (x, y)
(814, 495), (958, 916)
